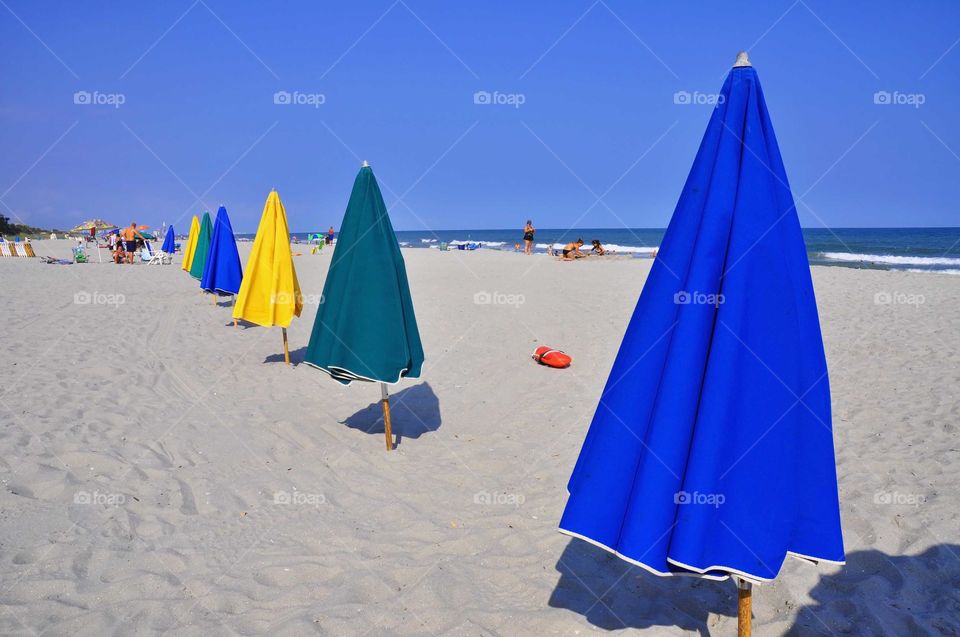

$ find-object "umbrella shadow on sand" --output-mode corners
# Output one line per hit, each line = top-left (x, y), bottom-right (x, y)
(263, 346), (308, 364)
(786, 544), (960, 636)
(549, 539), (734, 635)
(341, 382), (440, 447)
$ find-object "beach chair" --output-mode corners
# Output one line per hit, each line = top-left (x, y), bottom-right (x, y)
(0, 243), (8, 257)
(8, 243), (23, 257)
(23, 243), (35, 257)
(72, 246), (88, 263)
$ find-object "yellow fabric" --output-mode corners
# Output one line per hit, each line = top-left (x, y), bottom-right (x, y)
(232, 191), (303, 327)
(181, 215), (200, 272)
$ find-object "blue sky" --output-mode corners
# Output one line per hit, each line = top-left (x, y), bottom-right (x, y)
(1, 1), (958, 233)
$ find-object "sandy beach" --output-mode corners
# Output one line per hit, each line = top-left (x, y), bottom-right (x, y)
(0, 240), (958, 636)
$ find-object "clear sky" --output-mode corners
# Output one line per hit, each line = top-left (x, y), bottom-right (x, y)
(1, 1), (958, 233)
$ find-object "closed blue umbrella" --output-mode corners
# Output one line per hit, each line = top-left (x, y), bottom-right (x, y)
(201, 206), (243, 297)
(161, 225), (176, 254)
(558, 53), (843, 634)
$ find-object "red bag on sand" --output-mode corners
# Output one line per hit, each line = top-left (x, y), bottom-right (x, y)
(533, 346), (571, 368)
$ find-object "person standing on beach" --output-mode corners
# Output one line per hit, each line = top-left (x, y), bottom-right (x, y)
(120, 222), (144, 264)
(523, 220), (535, 255)
(326, 226), (335, 245)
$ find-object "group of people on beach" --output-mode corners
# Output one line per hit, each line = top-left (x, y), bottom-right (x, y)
(518, 220), (608, 260)
(108, 222), (146, 264)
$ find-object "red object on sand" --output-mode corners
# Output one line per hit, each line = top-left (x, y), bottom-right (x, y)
(533, 346), (571, 368)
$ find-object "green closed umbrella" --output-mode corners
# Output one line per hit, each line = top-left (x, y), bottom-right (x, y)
(189, 212), (213, 280)
(304, 161), (424, 450)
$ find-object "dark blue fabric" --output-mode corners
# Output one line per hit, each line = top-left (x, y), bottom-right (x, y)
(200, 206), (243, 296)
(161, 225), (175, 253)
(559, 66), (843, 582)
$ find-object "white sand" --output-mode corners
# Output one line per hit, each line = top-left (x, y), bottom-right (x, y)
(0, 240), (957, 636)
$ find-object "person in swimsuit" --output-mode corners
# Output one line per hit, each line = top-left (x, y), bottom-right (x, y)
(523, 220), (535, 255)
(326, 226), (335, 245)
(590, 239), (606, 256)
(120, 222), (144, 264)
(561, 239), (585, 260)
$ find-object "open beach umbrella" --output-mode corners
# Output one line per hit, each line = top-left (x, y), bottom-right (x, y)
(161, 224), (176, 254)
(181, 215), (200, 272)
(69, 219), (115, 233)
(188, 212), (213, 280)
(201, 206), (243, 298)
(558, 52), (844, 636)
(304, 161), (424, 450)
(233, 190), (302, 353)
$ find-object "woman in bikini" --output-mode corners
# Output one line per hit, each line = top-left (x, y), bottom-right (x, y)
(523, 220), (535, 255)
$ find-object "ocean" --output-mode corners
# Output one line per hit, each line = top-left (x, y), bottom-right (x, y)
(262, 228), (960, 275)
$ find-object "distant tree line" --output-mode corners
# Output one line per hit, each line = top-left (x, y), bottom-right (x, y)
(0, 213), (62, 237)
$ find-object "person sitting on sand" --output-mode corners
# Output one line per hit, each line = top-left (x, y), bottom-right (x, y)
(120, 222), (144, 264)
(591, 239), (606, 256)
(112, 240), (126, 264)
(561, 239), (586, 260)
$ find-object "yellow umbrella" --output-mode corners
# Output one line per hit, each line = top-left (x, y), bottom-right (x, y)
(233, 190), (303, 362)
(69, 219), (116, 233)
(181, 215), (201, 273)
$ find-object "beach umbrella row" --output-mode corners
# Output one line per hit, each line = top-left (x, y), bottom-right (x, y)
(181, 215), (200, 272)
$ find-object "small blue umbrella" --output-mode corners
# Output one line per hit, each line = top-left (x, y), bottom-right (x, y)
(161, 225), (176, 254)
(201, 206), (243, 297)
(559, 52), (843, 633)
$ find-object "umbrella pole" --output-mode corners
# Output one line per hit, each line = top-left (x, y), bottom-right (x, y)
(282, 328), (290, 365)
(233, 296), (237, 328)
(381, 382), (393, 451)
(737, 579), (752, 637)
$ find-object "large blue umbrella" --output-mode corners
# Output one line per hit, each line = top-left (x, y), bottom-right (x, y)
(201, 206), (243, 296)
(559, 53), (843, 632)
(161, 225), (176, 254)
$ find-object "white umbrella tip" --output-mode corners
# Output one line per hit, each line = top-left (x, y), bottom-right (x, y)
(733, 51), (752, 67)
(362, 160), (370, 168)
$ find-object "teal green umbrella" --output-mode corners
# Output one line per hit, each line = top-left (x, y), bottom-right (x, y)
(189, 212), (213, 280)
(304, 161), (424, 450)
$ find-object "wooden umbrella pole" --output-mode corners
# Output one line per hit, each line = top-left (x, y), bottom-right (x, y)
(381, 382), (393, 451)
(212, 293), (217, 305)
(737, 579), (752, 637)
(282, 328), (290, 365)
